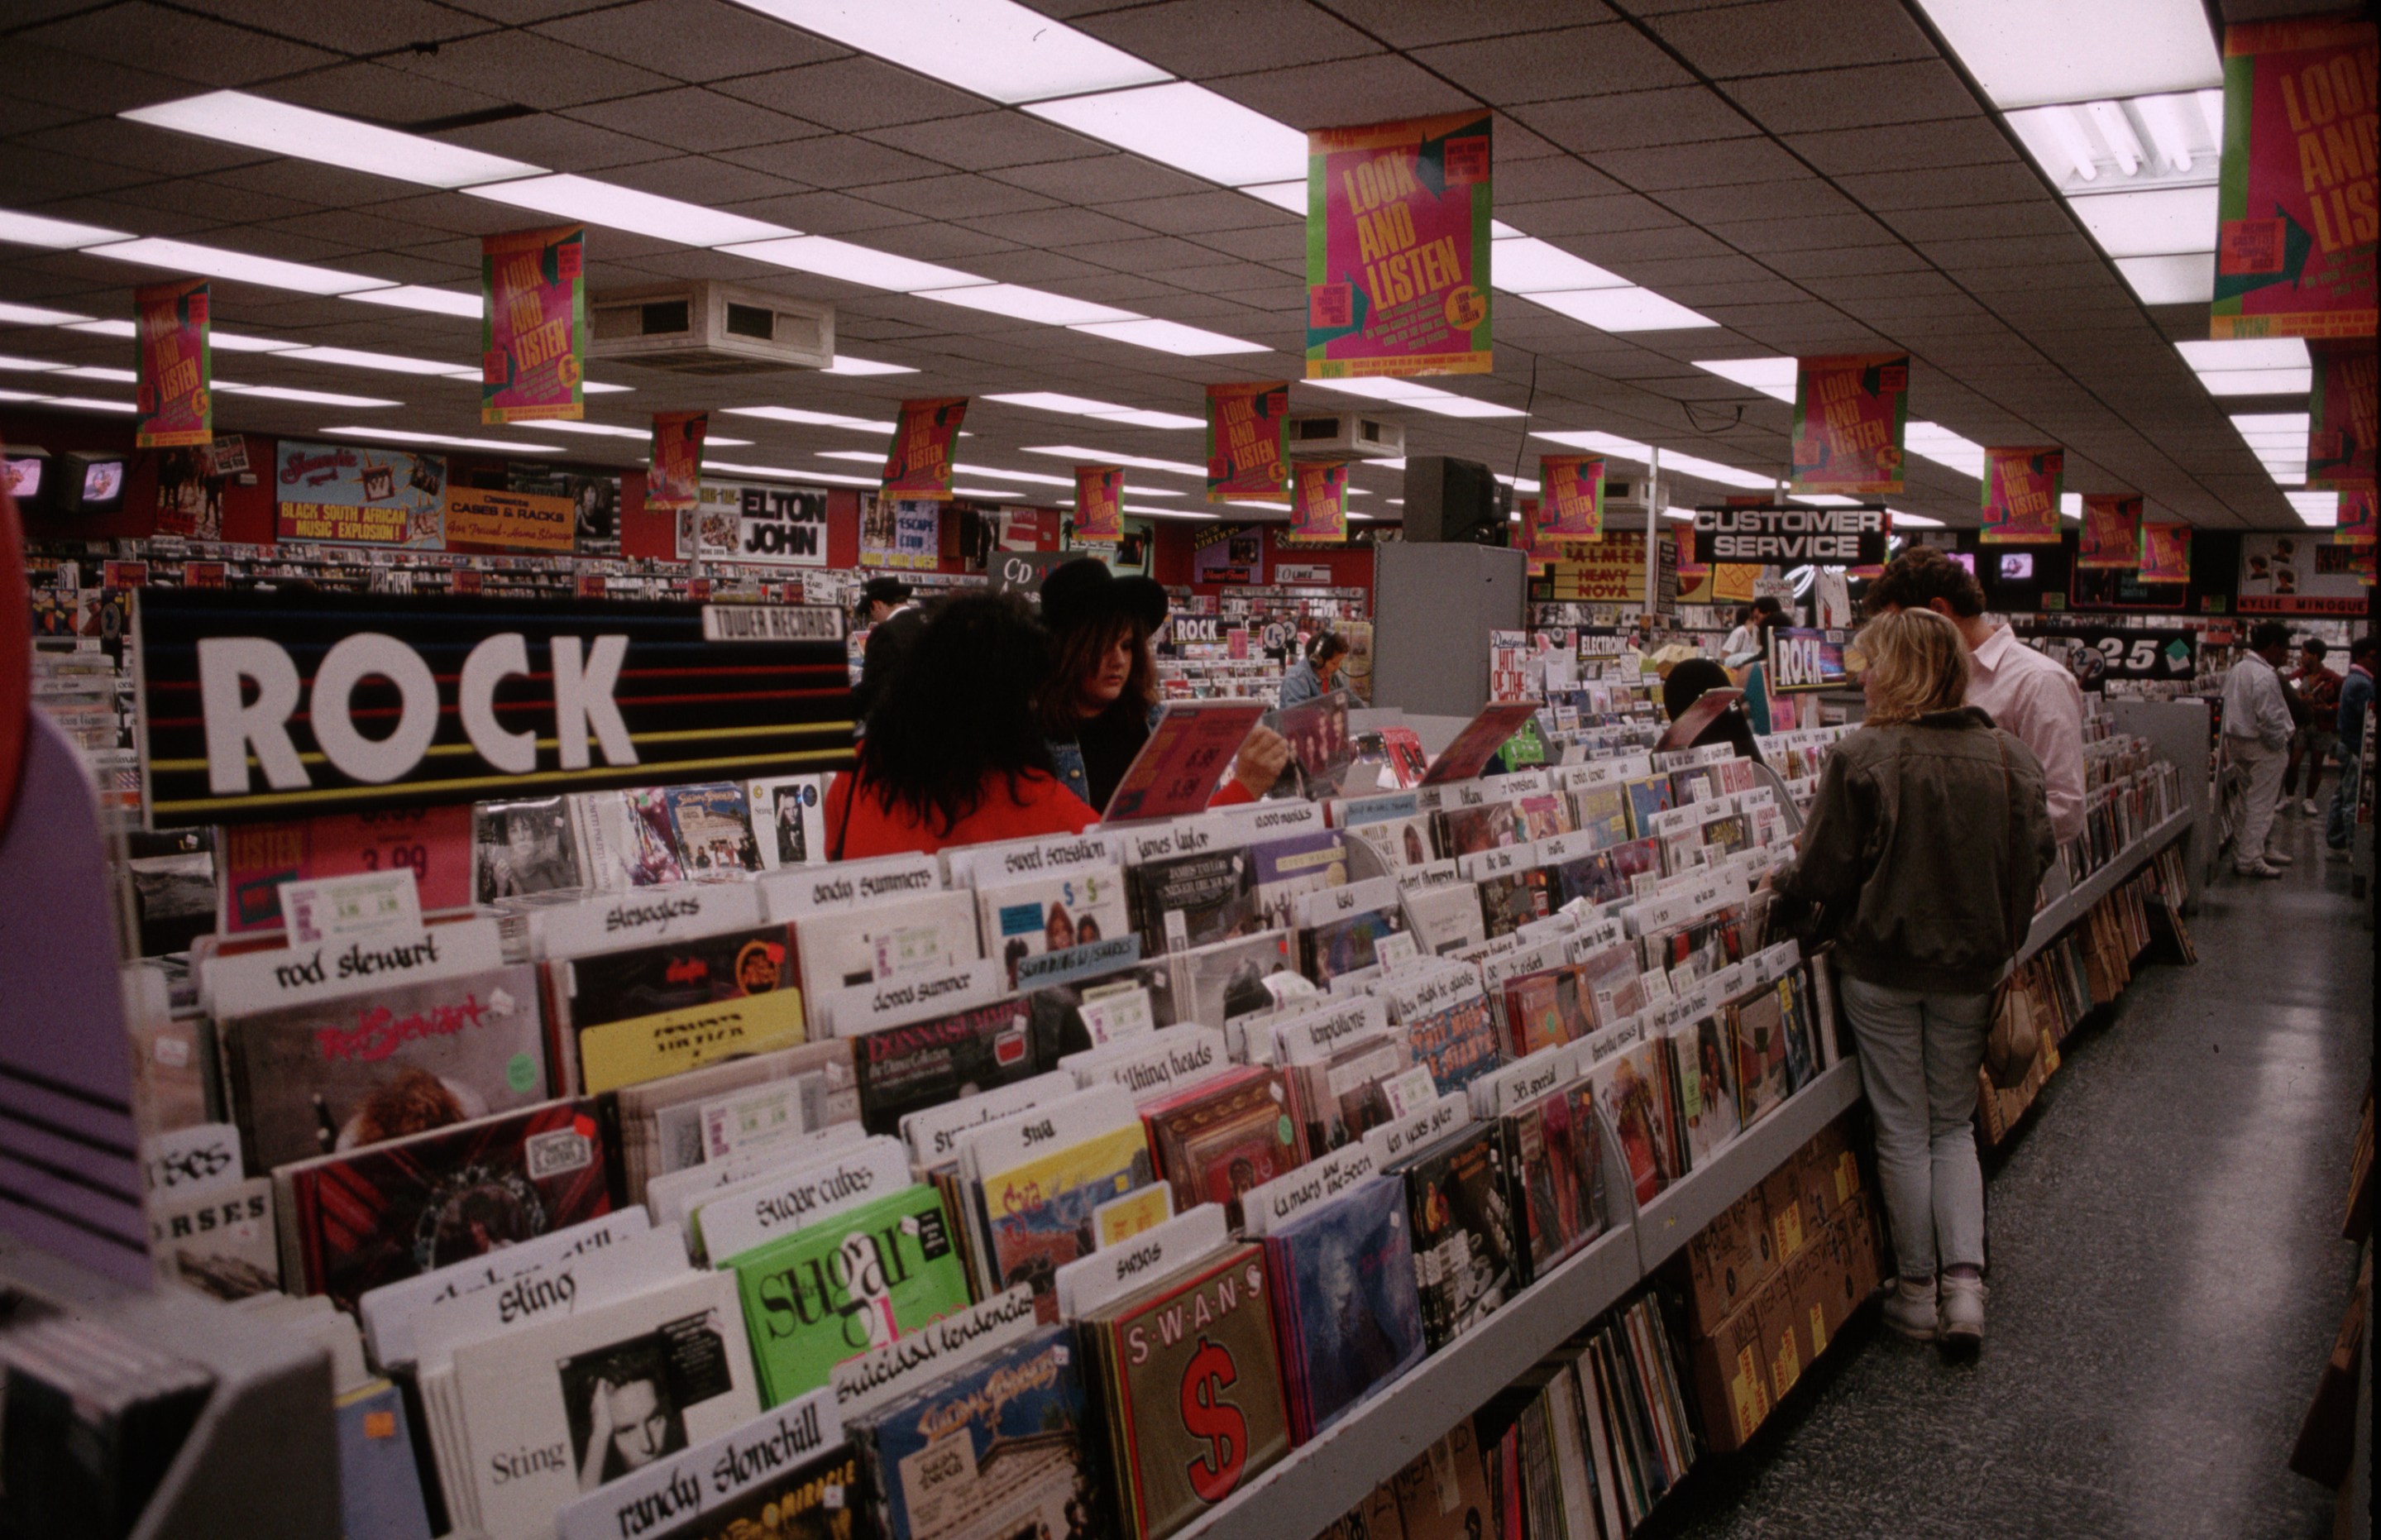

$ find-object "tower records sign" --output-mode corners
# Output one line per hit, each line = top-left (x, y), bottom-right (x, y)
(1693, 505), (1888, 566)
(134, 588), (854, 827)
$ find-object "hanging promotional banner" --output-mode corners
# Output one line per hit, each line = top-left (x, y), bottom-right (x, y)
(1691, 505), (1890, 566)
(1307, 111), (1494, 379)
(647, 410), (708, 512)
(1538, 454), (1604, 540)
(1978, 447), (2065, 543)
(1206, 382), (1291, 502)
(1073, 466), (1124, 543)
(481, 224), (586, 423)
(2337, 484), (2377, 546)
(881, 397), (967, 499)
(2307, 342), (2378, 488)
(443, 488), (576, 553)
(1791, 355), (1909, 495)
(2139, 523), (2192, 582)
(1542, 529), (1649, 605)
(1192, 524), (1264, 584)
(275, 439), (446, 548)
(1285, 461), (1349, 543)
(134, 279), (209, 449)
(2212, 13), (2379, 340)
(2076, 494), (2144, 569)
(692, 480), (830, 567)
(861, 495), (941, 569)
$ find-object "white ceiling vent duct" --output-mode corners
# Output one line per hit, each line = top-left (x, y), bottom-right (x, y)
(587, 281), (834, 375)
(1287, 413), (1405, 462)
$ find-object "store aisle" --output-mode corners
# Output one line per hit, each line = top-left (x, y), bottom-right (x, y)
(1644, 812), (2373, 1540)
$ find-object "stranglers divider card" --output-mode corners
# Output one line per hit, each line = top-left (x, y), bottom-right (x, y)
(1102, 701), (1266, 824)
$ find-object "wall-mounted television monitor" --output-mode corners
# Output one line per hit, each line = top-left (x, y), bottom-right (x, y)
(1946, 551), (1977, 576)
(2, 452), (45, 507)
(58, 452), (127, 515)
(1999, 552), (2034, 581)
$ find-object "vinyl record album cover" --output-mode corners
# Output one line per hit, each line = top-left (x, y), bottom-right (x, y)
(851, 1327), (1096, 1540)
(474, 796), (582, 903)
(1264, 1174), (1425, 1442)
(662, 782), (761, 877)
(1130, 848), (1260, 957)
(749, 774), (830, 870)
(1402, 1122), (1514, 1351)
(853, 999), (1054, 1137)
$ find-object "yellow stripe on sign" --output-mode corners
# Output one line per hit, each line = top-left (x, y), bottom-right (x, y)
(577, 992), (808, 1096)
(146, 719), (858, 774)
(148, 747), (853, 817)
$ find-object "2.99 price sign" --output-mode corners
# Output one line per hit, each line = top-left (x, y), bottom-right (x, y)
(218, 806), (474, 935)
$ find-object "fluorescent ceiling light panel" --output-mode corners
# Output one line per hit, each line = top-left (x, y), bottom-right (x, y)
(0, 208), (130, 249)
(2231, 412), (2312, 434)
(1791, 495), (1862, 507)
(1026, 82), (1307, 187)
(2286, 490), (2337, 526)
(1904, 421), (1988, 477)
(60, 366), (137, 383)
(1910, 0), (2220, 108)
(1660, 451), (1775, 491)
(61, 319), (136, 339)
(816, 450), (885, 465)
(2177, 337), (2309, 371)
(823, 354), (916, 375)
(1086, 406), (1210, 429)
(347, 285), (482, 318)
(322, 425), (560, 453)
(704, 460), (879, 486)
(0, 301), (92, 325)
(469, 174), (792, 246)
(209, 329), (299, 353)
(87, 237), (391, 296)
(1069, 317), (1266, 356)
(1306, 377), (1525, 418)
(722, 235), (987, 291)
(721, 405), (896, 433)
(729, 0), (1169, 104)
(914, 284), (1137, 325)
(987, 390), (1138, 417)
(1241, 181), (1307, 214)
(43, 396), (140, 413)
(1890, 510), (1946, 528)
(2192, 366), (2313, 395)
(122, 92), (546, 189)
(1228, 500), (1290, 509)
(2068, 184), (2216, 257)
(533, 420), (753, 446)
(953, 463), (1072, 487)
(954, 485), (1032, 498)
(583, 381), (633, 394)
(282, 345), (470, 376)
(1490, 238), (1630, 294)
(1534, 430), (1653, 462)
(1020, 446), (1205, 477)
(2062, 492), (2082, 517)
(212, 381), (400, 407)
(0, 355), (62, 371)
(1126, 504), (1218, 519)
(2114, 253), (2214, 304)
(1525, 287), (1718, 332)
(0, 389), (51, 402)
(1695, 356), (1798, 403)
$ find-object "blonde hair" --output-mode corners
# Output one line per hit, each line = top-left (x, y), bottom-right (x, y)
(1858, 607), (1968, 725)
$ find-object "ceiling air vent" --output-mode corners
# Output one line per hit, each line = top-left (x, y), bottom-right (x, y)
(1286, 413), (1406, 461)
(587, 281), (834, 375)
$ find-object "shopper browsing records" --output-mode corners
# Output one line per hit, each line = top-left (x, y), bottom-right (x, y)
(1733, 604), (1794, 734)
(1863, 547), (2085, 844)
(1720, 604), (1758, 667)
(852, 576), (925, 721)
(1279, 632), (1350, 709)
(1037, 556), (1289, 811)
(1771, 609), (2055, 1352)
(2222, 621), (2299, 878)
(825, 594), (1098, 858)
(2329, 635), (2375, 852)
(2283, 638), (2342, 819)
(1660, 658), (1763, 764)
(1724, 596), (1781, 668)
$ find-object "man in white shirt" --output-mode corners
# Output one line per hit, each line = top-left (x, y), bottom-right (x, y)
(1864, 548), (2087, 844)
(2221, 621), (2298, 878)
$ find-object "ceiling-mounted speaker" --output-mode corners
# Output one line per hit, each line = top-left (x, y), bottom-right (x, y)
(1402, 455), (1506, 544)
(587, 280), (834, 375)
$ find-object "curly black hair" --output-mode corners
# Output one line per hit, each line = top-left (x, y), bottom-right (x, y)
(858, 591), (1060, 836)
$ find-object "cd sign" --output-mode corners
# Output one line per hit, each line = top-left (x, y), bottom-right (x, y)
(1693, 505), (1888, 566)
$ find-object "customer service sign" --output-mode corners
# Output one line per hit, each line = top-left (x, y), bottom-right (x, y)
(1692, 505), (1889, 567)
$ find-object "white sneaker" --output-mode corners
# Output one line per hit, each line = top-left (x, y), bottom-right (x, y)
(1881, 1277), (1938, 1341)
(2275, 795), (2294, 811)
(2302, 799), (2319, 816)
(1939, 1275), (1986, 1348)
(2235, 861), (2284, 879)
(2262, 849), (2294, 866)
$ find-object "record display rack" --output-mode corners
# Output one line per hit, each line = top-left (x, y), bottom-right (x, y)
(0, 1233), (341, 1540)
(1174, 1064), (1857, 1540)
(2019, 806), (2193, 965)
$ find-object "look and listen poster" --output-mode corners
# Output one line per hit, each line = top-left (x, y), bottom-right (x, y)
(135, 279), (209, 449)
(647, 411), (709, 511)
(481, 225), (586, 423)
(1307, 112), (1493, 379)
(2076, 494), (2144, 569)
(1207, 382), (1290, 502)
(1074, 466), (1124, 542)
(1791, 354), (1908, 495)
(1979, 447), (2064, 543)
(2307, 342), (2377, 487)
(2140, 522), (2192, 583)
(2213, 14), (2379, 340)
(1286, 461), (1347, 543)
(882, 397), (967, 499)
(1538, 454), (1604, 540)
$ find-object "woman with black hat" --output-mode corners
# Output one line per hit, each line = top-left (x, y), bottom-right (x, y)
(1036, 557), (1289, 812)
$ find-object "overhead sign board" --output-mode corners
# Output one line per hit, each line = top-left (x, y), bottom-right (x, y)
(1691, 505), (1888, 567)
(134, 589), (853, 828)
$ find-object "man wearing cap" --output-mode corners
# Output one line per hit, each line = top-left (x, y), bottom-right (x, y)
(1035, 557), (1288, 811)
(853, 576), (924, 723)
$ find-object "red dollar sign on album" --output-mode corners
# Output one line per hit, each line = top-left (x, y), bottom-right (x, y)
(1179, 1337), (1246, 1501)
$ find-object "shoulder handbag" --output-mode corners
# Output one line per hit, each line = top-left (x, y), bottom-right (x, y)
(1981, 733), (2038, 1090)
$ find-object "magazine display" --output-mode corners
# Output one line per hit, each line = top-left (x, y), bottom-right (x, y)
(276, 1098), (612, 1313)
(219, 962), (546, 1173)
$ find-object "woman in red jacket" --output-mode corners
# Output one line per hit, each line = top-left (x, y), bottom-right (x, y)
(825, 592), (1098, 858)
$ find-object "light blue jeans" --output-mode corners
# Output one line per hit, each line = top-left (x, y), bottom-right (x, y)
(1842, 973), (1991, 1279)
